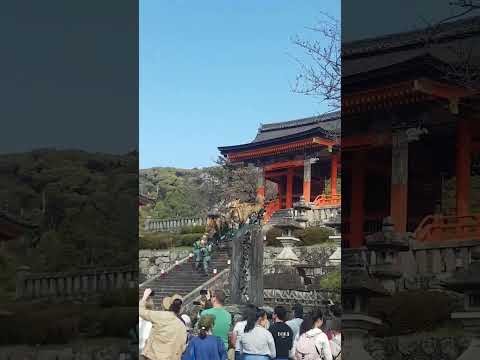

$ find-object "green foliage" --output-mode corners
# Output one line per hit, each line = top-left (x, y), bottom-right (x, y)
(0, 149), (138, 298)
(139, 232), (202, 249)
(370, 290), (459, 336)
(99, 288), (139, 308)
(0, 304), (137, 344)
(139, 233), (175, 249)
(179, 225), (205, 234)
(265, 226), (335, 246)
(319, 270), (340, 290)
(301, 227), (335, 245)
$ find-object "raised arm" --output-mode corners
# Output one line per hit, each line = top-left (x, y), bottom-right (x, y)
(139, 288), (154, 322)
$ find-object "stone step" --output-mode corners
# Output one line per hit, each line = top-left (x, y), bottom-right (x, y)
(140, 249), (230, 307)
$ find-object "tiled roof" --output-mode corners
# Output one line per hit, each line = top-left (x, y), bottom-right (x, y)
(254, 111), (340, 142)
(343, 15), (480, 58)
(343, 16), (480, 80)
(218, 111), (340, 155)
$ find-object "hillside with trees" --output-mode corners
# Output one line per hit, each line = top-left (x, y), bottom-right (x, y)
(139, 157), (276, 220)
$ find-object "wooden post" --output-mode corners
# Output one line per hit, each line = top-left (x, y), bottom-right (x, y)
(331, 153), (338, 196)
(391, 131), (409, 232)
(256, 168), (266, 207)
(456, 118), (471, 217)
(249, 225), (264, 306)
(303, 158), (312, 202)
(230, 227), (243, 304)
(286, 168), (294, 208)
(350, 151), (366, 248)
(277, 182), (283, 209)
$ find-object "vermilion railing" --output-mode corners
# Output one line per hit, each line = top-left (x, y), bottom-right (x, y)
(263, 198), (281, 223)
(313, 193), (341, 207)
(414, 214), (480, 242)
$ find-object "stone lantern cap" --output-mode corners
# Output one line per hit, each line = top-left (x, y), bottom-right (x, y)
(293, 196), (313, 210)
(342, 268), (390, 297)
(442, 248), (480, 292)
(274, 218), (304, 231)
(365, 217), (411, 251)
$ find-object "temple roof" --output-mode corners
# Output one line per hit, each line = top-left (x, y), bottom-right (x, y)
(343, 16), (480, 81)
(218, 111), (340, 155)
(343, 15), (480, 59)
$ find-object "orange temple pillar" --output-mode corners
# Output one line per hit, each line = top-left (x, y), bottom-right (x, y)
(256, 167), (265, 206)
(303, 158), (312, 202)
(391, 131), (408, 232)
(351, 151), (366, 248)
(456, 118), (471, 217)
(286, 168), (294, 208)
(277, 182), (283, 208)
(331, 153), (338, 196)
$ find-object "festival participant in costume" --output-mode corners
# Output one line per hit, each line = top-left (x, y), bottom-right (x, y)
(193, 235), (212, 274)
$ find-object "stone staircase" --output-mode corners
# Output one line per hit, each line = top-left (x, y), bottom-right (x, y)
(139, 248), (230, 308)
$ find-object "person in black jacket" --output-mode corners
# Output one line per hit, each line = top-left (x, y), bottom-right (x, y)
(268, 306), (293, 360)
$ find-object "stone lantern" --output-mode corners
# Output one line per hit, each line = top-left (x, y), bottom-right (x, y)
(273, 217), (304, 266)
(342, 248), (389, 360)
(365, 217), (411, 293)
(293, 196), (312, 228)
(442, 248), (480, 359)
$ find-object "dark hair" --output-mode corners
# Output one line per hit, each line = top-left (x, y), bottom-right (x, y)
(204, 300), (213, 310)
(274, 306), (287, 321)
(299, 310), (324, 336)
(293, 303), (304, 319)
(242, 303), (257, 321)
(245, 308), (266, 333)
(169, 298), (183, 315)
(212, 290), (226, 305)
(198, 315), (215, 339)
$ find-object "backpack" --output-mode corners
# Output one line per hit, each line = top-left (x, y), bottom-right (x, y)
(295, 333), (323, 360)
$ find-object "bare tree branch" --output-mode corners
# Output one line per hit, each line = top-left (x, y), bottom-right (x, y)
(291, 13), (340, 110)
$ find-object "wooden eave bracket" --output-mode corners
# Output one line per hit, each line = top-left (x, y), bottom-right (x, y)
(413, 77), (479, 114)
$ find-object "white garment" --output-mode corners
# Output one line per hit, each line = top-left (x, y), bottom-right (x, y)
(233, 320), (247, 352)
(291, 328), (332, 360)
(286, 318), (303, 341)
(240, 325), (276, 358)
(330, 334), (341, 359)
(139, 316), (152, 352)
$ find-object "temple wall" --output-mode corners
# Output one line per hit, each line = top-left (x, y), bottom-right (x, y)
(139, 248), (191, 280)
(139, 245), (336, 280)
(363, 333), (470, 360)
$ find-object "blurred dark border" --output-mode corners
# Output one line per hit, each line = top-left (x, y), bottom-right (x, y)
(0, 1), (139, 357)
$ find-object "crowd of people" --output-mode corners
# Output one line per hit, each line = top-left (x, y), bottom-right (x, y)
(138, 288), (341, 360)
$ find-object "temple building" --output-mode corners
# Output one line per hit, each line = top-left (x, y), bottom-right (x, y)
(218, 112), (341, 221)
(342, 16), (480, 247)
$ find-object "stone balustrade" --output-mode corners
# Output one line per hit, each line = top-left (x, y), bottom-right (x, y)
(307, 206), (340, 226)
(16, 265), (138, 300)
(350, 238), (480, 291)
(144, 217), (207, 232)
(410, 239), (480, 275)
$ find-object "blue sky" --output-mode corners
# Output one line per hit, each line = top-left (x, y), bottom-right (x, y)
(140, 0), (340, 169)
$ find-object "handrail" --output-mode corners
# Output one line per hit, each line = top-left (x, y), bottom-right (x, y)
(414, 213), (480, 242)
(140, 254), (191, 287)
(263, 198), (281, 223)
(313, 193), (341, 207)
